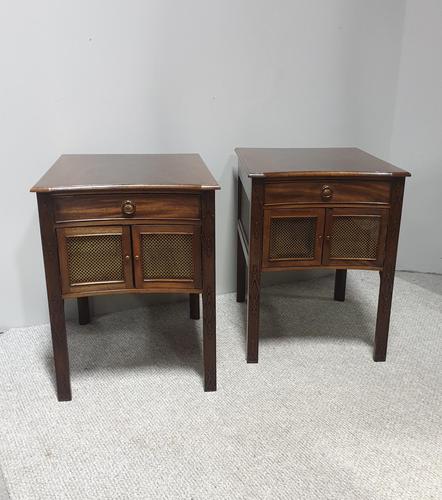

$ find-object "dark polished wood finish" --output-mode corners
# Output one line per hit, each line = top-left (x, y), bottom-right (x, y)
(322, 207), (389, 268)
(334, 270), (347, 302)
(262, 207), (325, 268)
(32, 154), (219, 192)
(189, 294), (200, 320)
(131, 224), (202, 291)
(201, 191), (216, 391)
(236, 235), (246, 303)
(265, 180), (391, 205)
(236, 179), (247, 303)
(32, 154), (219, 400)
(57, 225), (134, 295)
(236, 147), (410, 363)
(77, 297), (90, 325)
(246, 179), (264, 363)
(37, 193), (71, 401)
(237, 147), (409, 178)
(54, 192), (201, 222)
(374, 178), (405, 361)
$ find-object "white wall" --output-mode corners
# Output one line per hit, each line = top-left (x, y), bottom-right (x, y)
(0, 0), (407, 328)
(389, 0), (442, 274)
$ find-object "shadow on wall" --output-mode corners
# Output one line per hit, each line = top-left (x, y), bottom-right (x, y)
(16, 211), (51, 325)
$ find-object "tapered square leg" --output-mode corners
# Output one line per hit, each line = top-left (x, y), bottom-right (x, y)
(246, 179), (264, 363)
(373, 178), (405, 362)
(246, 264), (261, 363)
(77, 297), (90, 325)
(236, 233), (246, 303)
(374, 270), (395, 361)
(189, 293), (200, 320)
(202, 290), (216, 391)
(37, 193), (72, 401)
(49, 297), (72, 401)
(334, 269), (347, 301)
(201, 191), (216, 391)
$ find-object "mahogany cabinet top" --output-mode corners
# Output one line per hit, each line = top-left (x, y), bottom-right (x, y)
(31, 154), (220, 193)
(236, 148), (411, 179)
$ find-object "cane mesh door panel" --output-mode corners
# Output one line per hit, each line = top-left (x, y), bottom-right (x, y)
(329, 216), (380, 259)
(133, 225), (201, 290)
(263, 208), (325, 268)
(323, 208), (388, 267)
(141, 233), (193, 280)
(57, 226), (133, 295)
(269, 217), (316, 260)
(66, 234), (123, 284)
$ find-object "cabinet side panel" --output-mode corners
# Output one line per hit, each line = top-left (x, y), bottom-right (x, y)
(239, 180), (251, 241)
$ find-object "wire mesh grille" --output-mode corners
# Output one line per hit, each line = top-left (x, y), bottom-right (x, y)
(330, 216), (380, 259)
(141, 233), (193, 280)
(66, 234), (124, 285)
(269, 217), (316, 260)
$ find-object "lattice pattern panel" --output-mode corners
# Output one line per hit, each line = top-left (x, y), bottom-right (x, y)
(269, 217), (316, 260)
(141, 233), (193, 280)
(330, 216), (380, 260)
(66, 234), (124, 285)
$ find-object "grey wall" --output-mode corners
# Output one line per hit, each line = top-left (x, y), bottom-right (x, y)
(389, 0), (442, 274)
(0, 1), (414, 328)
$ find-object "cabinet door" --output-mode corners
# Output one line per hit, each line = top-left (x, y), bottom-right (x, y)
(57, 226), (133, 295)
(322, 208), (388, 268)
(132, 224), (202, 291)
(262, 208), (325, 268)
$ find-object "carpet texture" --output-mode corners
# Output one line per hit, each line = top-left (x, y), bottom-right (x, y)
(0, 271), (441, 499)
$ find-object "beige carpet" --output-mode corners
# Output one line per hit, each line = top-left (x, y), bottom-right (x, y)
(0, 271), (441, 499)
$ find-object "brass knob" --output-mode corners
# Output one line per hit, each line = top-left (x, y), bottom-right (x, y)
(122, 200), (136, 216)
(134, 255), (140, 261)
(325, 235), (331, 240)
(321, 185), (333, 201)
(124, 255), (130, 261)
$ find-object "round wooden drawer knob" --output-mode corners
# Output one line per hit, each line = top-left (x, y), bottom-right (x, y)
(321, 185), (333, 201)
(122, 200), (136, 215)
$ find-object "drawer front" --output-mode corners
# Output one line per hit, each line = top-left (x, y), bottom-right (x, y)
(265, 181), (391, 206)
(54, 193), (201, 222)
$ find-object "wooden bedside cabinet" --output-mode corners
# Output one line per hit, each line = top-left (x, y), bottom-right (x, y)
(236, 148), (410, 363)
(31, 154), (219, 401)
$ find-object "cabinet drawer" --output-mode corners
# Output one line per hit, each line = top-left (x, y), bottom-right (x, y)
(265, 181), (391, 206)
(54, 193), (201, 222)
